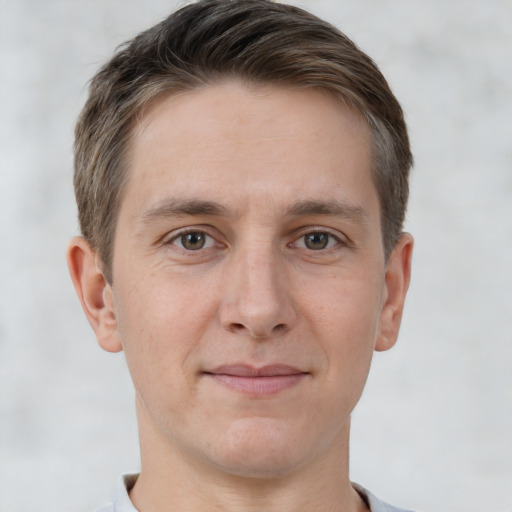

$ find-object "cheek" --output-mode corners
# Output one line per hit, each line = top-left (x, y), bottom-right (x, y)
(116, 266), (218, 338)
(305, 268), (384, 335)
(301, 270), (384, 379)
(112, 274), (219, 397)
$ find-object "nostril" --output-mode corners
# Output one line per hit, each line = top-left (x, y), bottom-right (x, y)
(227, 322), (287, 338)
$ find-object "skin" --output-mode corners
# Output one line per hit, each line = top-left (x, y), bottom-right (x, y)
(67, 81), (413, 512)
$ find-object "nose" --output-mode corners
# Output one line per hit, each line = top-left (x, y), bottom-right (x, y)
(219, 245), (296, 339)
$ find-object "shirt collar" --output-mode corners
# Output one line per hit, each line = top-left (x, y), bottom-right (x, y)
(109, 474), (413, 512)
(113, 474), (139, 512)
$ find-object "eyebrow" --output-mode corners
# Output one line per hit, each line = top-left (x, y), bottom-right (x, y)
(287, 199), (368, 224)
(137, 197), (368, 227)
(137, 198), (233, 227)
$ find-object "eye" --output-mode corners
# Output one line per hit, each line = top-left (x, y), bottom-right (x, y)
(293, 231), (341, 251)
(170, 230), (215, 251)
(304, 232), (330, 250)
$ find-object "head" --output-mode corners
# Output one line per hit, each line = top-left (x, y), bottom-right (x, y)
(67, 0), (414, 492)
(74, 0), (412, 284)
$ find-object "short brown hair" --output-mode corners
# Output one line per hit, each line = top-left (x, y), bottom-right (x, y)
(74, 0), (412, 283)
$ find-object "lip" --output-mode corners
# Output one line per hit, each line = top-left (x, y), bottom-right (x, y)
(204, 364), (308, 396)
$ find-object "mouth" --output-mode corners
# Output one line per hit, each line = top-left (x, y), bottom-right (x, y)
(203, 364), (309, 396)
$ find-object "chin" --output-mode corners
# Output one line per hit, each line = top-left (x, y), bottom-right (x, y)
(206, 417), (313, 479)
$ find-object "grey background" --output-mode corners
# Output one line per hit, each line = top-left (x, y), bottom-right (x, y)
(0, 1), (511, 511)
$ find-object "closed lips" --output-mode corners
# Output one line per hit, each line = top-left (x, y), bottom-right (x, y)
(204, 364), (308, 395)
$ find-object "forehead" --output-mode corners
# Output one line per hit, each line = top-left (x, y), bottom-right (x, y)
(122, 81), (377, 220)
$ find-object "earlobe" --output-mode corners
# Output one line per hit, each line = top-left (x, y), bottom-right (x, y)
(375, 233), (414, 352)
(66, 236), (123, 353)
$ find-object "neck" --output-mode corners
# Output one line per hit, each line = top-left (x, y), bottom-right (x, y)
(130, 399), (367, 512)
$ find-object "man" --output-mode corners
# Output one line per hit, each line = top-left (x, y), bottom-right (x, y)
(66, 1), (414, 510)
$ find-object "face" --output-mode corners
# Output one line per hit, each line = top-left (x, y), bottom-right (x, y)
(91, 81), (410, 478)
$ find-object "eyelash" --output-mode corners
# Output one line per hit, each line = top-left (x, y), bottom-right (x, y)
(166, 229), (218, 251)
(164, 227), (346, 254)
(289, 228), (345, 252)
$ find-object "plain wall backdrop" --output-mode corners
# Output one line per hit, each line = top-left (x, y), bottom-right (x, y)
(0, 1), (511, 511)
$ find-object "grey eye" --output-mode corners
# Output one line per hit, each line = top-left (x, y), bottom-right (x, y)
(304, 232), (329, 250)
(179, 232), (207, 250)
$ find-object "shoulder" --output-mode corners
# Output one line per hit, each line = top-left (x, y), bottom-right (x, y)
(353, 483), (417, 512)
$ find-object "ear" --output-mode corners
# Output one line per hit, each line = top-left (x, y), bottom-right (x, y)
(375, 233), (414, 352)
(66, 236), (123, 353)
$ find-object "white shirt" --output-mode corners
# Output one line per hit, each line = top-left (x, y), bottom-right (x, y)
(96, 474), (416, 512)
